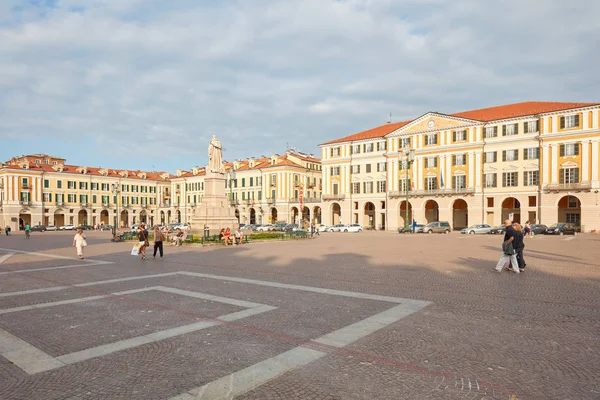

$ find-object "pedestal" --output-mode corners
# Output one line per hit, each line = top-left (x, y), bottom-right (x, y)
(191, 171), (238, 235)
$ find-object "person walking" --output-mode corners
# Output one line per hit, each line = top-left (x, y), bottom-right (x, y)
(5, 225), (11, 236)
(138, 224), (149, 260)
(493, 219), (519, 273)
(24, 224), (31, 239)
(153, 226), (165, 259)
(512, 222), (527, 273)
(72, 229), (87, 259)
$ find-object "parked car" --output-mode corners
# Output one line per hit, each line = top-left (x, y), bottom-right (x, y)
(101, 224), (113, 231)
(75, 225), (93, 231)
(423, 221), (451, 234)
(30, 225), (47, 232)
(283, 224), (300, 232)
(399, 224), (425, 233)
(241, 224), (256, 231)
(545, 223), (578, 236)
(59, 224), (75, 230)
(317, 224), (329, 232)
(272, 223), (288, 231)
(326, 224), (346, 232)
(461, 224), (492, 235)
(257, 224), (274, 232)
(488, 226), (506, 235)
(529, 224), (548, 235)
(343, 224), (363, 233)
(46, 225), (58, 231)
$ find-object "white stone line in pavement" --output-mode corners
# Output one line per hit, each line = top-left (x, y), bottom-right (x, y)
(0, 262), (109, 276)
(0, 253), (14, 265)
(0, 247), (111, 264)
(171, 298), (429, 400)
(0, 286), (71, 298)
(0, 286), (276, 374)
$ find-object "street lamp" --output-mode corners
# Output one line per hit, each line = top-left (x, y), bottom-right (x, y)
(226, 170), (236, 205)
(401, 148), (415, 232)
(112, 183), (120, 238)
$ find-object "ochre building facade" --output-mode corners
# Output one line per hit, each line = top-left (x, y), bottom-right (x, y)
(319, 101), (600, 232)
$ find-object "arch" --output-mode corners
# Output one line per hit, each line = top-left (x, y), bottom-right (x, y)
(235, 208), (240, 224)
(501, 197), (521, 223)
(54, 209), (65, 227)
(78, 209), (88, 226)
(139, 210), (148, 224)
(557, 195), (581, 227)
(301, 206), (310, 228)
(331, 202), (341, 225)
(313, 206), (322, 225)
(100, 210), (109, 225)
(176, 210), (181, 223)
(290, 206), (299, 224)
(399, 200), (413, 229)
(160, 211), (165, 224)
(270, 207), (278, 223)
(19, 211), (31, 230)
(249, 208), (256, 224)
(167, 210), (172, 224)
(363, 202), (376, 229)
(120, 210), (129, 228)
(424, 200), (439, 223)
(452, 199), (468, 230)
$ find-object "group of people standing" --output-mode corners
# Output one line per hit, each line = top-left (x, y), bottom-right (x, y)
(494, 219), (527, 273)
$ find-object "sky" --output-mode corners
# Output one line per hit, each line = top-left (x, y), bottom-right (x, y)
(1, 0), (599, 173)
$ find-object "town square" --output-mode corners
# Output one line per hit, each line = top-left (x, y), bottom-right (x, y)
(1, 1), (600, 399)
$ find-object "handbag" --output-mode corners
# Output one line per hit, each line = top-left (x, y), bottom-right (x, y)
(131, 243), (141, 256)
(82, 239), (88, 247)
(502, 241), (515, 256)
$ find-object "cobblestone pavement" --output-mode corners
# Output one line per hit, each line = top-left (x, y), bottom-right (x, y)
(0, 230), (599, 399)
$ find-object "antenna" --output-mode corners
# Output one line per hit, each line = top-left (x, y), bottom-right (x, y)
(388, 112), (392, 123)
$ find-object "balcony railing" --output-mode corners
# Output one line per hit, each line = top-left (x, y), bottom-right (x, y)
(141, 204), (149, 209)
(159, 203), (171, 208)
(22, 184), (30, 189)
(267, 198), (275, 204)
(409, 188), (476, 197)
(80, 202), (90, 207)
(102, 203), (111, 207)
(55, 201), (65, 206)
(302, 197), (321, 203)
(545, 182), (592, 192)
(19, 200), (32, 206)
(323, 194), (346, 201)
(229, 199), (239, 206)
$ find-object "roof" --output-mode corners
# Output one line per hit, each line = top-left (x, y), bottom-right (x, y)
(320, 120), (412, 146)
(0, 163), (174, 181)
(451, 101), (599, 122)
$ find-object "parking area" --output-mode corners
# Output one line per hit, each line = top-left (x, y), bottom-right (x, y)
(0, 230), (599, 399)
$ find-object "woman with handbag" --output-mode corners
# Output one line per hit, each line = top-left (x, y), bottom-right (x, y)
(138, 224), (149, 260)
(72, 229), (87, 259)
(153, 226), (165, 259)
(493, 219), (519, 273)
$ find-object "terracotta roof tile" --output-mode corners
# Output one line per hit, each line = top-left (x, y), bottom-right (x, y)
(451, 101), (599, 122)
(1, 163), (174, 180)
(320, 120), (412, 146)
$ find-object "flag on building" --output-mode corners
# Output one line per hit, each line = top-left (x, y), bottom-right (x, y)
(440, 167), (444, 188)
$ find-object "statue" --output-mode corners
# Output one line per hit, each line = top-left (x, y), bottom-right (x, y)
(208, 135), (223, 173)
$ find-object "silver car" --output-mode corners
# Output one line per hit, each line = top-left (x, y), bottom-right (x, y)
(460, 224), (492, 235)
(327, 224), (346, 232)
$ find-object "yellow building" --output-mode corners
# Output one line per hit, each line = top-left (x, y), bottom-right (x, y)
(0, 154), (173, 230)
(319, 101), (600, 232)
(171, 150), (322, 227)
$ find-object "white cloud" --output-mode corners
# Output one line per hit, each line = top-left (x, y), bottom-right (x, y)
(0, 0), (599, 171)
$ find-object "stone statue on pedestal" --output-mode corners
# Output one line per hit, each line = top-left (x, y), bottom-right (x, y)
(208, 135), (224, 173)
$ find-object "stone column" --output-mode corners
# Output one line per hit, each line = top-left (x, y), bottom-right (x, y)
(551, 145), (558, 184)
(542, 145), (550, 185)
(468, 153), (474, 187)
(582, 141), (590, 182)
(591, 140), (599, 182)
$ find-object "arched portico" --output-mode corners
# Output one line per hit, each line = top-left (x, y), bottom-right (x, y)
(78, 210), (88, 226)
(399, 200), (413, 229)
(452, 199), (468, 230)
(558, 195), (581, 227)
(424, 200), (439, 223)
(331, 203), (341, 225)
(100, 210), (109, 225)
(363, 202), (376, 229)
(501, 197), (521, 223)
(313, 206), (322, 225)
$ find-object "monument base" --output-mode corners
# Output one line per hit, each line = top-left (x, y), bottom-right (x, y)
(190, 171), (239, 236)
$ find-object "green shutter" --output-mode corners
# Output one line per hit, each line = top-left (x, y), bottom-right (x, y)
(502, 125), (506, 136)
(574, 143), (580, 156)
(574, 168), (580, 181)
(559, 169), (564, 184)
(560, 117), (565, 129)
(560, 145), (565, 157)
(574, 114), (580, 127)
(502, 151), (506, 162)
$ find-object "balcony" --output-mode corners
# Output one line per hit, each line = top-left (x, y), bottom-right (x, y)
(267, 198), (275, 205)
(102, 203), (111, 208)
(19, 200), (32, 206)
(323, 194), (346, 201)
(229, 199), (239, 206)
(80, 203), (90, 208)
(123, 204), (131, 209)
(545, 182), (592, 192)
(302, 197), (321, 203)
(55, 201), (65, 207)
(408, 188), (476, 197)
(159, 203), (171, 208)
(141, 204), (149, 209)
(22, 184), (30, 189)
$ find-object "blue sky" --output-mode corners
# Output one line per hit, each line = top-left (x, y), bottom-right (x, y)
(1, 0), (599, 173)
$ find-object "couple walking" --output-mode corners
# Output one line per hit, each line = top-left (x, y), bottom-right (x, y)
(493, 219), (527, 273)
(137, 224), (166, 260)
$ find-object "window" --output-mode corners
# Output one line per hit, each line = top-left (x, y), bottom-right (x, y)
(485, 151), (497, 163)
(52, 161), (58, 165)
(241, 178), (246, 187)
(400, 178), (410, 192)
(44, 159), (49, 164)
(43, 193), (51, 202)
(331, 147), (341, 156)
(484, 173), (497, 188)
(566, 213), (580, 225)
(502, 172), (518, 187)
(560, 168), (579, 184)
(425, 177), (437, 191)
(92, 195), (97, 204)
(526, 121), (539, 133)
(351, 165), (361, 174)
(364, 143), (374, 152)
(524, 171), (539, 186)
(377, 162), (386, 172)
(399, 160), (409, 170)
(91, 183), (98, 190)
(250, 177), (254, 187)
(79, 182), (87, 190)
(426, 157), (437, 168)
(425, 134), (438, 145)
(502, 150), (518, 161)
(68, 181), (76, 189)
(452, 154), (465, 166)
(332, 183), (339, 195)
(376, 141), (387, 151)
(270, 174), (277, 184)
(102, 195), (109, 204)
(44, 179), (50, 188)
(331, 167), (340, 176)
(453, 130), (467, 142)
(568, 196), (578, 208)
(399, 137), (411, 149)
(502, 123), (518, 136)
(258, 191), (262, 200)
(363, 182), (373, 194)
(35, 159), (40, 164)
(528, 196), (536, 207)
(561, 115), (580, 129)
(452, 175), (466, 189)
(487, 197), (494, 207)
(365, 164), (372, 173)
(485, 126), (498, 138)
(377, 181), (386, 193)
(352, 183), (360, 194)
(524, 148), (539, 160)
(560, 143), (579, 157)
(68, 194), (76, 203)
(57, 180), (63, 189)
(351, 144), (361, 154)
